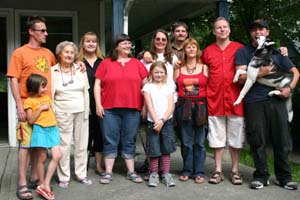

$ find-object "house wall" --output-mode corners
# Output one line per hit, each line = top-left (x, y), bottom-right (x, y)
(0, 0), (102, 43)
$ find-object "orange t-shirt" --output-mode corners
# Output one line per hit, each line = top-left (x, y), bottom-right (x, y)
(7, 44), (56, 101)
(23, 95), (57, 127)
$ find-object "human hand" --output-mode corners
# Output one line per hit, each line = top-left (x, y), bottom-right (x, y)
(279, 87), (291, 98)
(153, 119), (163, 133)
(174, 60), (181, 69)
(96, 105), (105, 118)
(78, 61), (86, 72)
(279, 47), (288, 56)
(258, 65), (274, 77)
(17, 106), (26, 121)
(40, 102), (50, 111)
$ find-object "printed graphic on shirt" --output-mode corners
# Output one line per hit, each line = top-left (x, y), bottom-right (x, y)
(183, 78), (199, 96)
(36, 57), (49, 73)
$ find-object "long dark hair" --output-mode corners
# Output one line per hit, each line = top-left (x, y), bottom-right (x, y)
(109, 33), (132, 61)
(26, 74), (47, 96)
(149, 29), (173, 64)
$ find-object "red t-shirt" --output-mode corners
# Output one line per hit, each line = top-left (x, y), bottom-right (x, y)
(202, 41), (244, 116)
(95, 58), (148, 110)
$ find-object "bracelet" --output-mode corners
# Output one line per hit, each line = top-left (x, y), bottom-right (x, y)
(161, 118), (165, 123)
(287, 85), (294, 93)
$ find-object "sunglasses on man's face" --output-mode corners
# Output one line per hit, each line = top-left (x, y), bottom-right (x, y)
(32, 29), (47, 33)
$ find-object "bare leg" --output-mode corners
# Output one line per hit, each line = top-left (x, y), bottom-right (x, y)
(29, 149), (39, 183)
(44, 146), (62, 191)
(214, 147), (224, 172)
(125, 158), (135, 173)
(18, 148), (30, 186)
(229, 146), (240, 173)
(104, 158), (115, 173)
(36, 148), (47, 186)
(95, 152), (104, 172)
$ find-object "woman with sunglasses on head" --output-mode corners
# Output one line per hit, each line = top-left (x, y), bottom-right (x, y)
(51, 41), (92, 188)
(94, 33), (148, 184)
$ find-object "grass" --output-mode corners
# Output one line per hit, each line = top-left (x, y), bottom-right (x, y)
(206, 144), (300, 182)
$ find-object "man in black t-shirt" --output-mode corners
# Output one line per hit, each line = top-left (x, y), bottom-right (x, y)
(235, 19), (299, 190)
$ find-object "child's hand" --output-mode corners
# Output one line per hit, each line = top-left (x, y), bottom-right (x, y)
(40, 102), (50, 111)
(153, 119), (164, 134)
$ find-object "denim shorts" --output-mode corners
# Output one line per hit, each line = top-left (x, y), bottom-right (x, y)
(146, 118), (176, 157)
(100, 108), (140, 159)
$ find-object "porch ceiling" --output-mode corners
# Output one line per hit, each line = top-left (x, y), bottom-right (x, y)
(106, 0), (219, 39)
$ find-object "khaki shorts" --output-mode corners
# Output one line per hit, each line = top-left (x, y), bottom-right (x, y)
(17, 121), (32, 148)
(207, 116), (245, 148)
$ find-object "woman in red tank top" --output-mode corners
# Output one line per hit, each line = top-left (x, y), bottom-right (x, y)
(174, 38), (208, 184)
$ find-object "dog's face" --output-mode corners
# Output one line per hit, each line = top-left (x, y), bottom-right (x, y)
(254, 36), (275, 61)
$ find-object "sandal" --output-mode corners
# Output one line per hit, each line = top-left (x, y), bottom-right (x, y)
(28, 179), (39, 189)
(126, 172), (143, 183)
(179, 175), (189, 181)
(95, 169), (105, 177)
(16, 185), (33, 200)
(208, 171), (224, 184)
(231, 172), (243, 185)
(194, 176), (205, 184)
(76, 177), (93, 185)
(36, 185), (55, 200)
(58, 181), (69, 188)
(100, 173), (113, 184)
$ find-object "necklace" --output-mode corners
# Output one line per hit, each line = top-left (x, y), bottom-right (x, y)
(186, 63), (197, 74)
(60, 65), (74, 87)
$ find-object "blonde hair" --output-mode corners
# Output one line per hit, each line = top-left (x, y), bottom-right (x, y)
(148, 61), (168, 83)
(77, 32), (105, 61)
(180, 38), (202, 66)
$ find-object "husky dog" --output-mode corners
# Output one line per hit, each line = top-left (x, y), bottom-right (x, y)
(233, 36), (293, 121)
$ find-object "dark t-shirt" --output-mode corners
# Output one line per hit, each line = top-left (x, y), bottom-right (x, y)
(235, 44), (294, 103)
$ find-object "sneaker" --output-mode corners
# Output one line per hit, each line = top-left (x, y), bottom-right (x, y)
(250, 180), (269, 189)
(162, 173), (176, 187)
(274, 180), (298, 190)
(148, 173), (159, 187)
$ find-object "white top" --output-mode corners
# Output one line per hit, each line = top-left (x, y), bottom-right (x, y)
(54, 73), (85, 113)
(142, 83), (175, 122)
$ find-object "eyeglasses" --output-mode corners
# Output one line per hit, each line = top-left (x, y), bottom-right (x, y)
(155, 37), (167, 42)
(32, 29), (47, 33)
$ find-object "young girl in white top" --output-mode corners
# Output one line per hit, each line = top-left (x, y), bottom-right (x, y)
(142, 61), (176, 187)
(24, 74), (62, 200)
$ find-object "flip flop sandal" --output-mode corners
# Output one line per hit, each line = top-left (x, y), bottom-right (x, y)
(179, 175), (189, 181)
(208, 171), (224, 184)
(194, 176), (205, 184)
(36, 185), (55, 200)
(16, 185), (33, 200)
(100, 173), (113, 184)
(76, 177), (93, 185)
(231, 172), (243, 185)
(126, 172), (143, 183)
(58, 181), (69, 188)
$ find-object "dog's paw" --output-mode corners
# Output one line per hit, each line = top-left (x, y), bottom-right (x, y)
(233, 101), (240, 106)
(268, 90), (281, 96)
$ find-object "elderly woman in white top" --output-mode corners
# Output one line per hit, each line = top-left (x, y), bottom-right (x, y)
(51, 41), (91, 188)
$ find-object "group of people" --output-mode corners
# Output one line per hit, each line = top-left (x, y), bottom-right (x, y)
(7, 15), (299, 200)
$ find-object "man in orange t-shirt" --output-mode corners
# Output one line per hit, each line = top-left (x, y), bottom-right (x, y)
(7, 16), (56, 200)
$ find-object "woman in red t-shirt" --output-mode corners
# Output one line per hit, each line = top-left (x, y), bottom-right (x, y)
(174, 38), (208, 184)
(94, 34), (148, 184)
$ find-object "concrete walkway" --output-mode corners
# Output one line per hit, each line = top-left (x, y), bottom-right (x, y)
(0, 136), (299, 200)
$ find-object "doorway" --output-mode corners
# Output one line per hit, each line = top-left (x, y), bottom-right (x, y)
(0, 16), (8, 146)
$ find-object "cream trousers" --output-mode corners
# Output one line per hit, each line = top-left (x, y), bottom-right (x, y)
(56, 111), (89, 181)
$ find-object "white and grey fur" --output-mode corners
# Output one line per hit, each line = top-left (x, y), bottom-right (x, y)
(233, 36), (293, 121)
